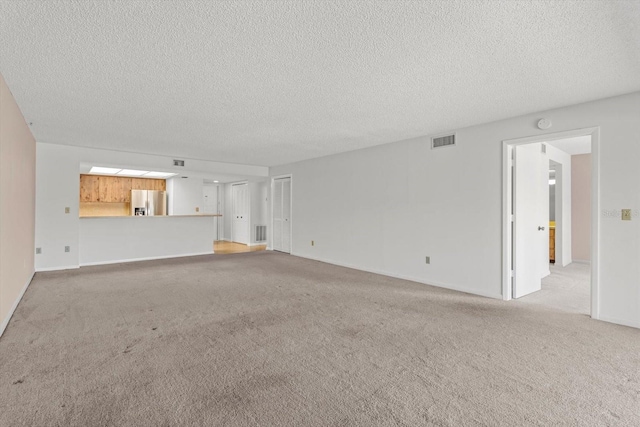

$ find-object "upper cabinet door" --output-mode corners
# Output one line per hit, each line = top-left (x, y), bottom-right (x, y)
(79, 175), (100, 202)
(120, 178), (132, 202)
(80, 175), (93, 202)
(153, 179), (165, 191)
(131, 178), (146, 190)
(98, 176), (111, 202)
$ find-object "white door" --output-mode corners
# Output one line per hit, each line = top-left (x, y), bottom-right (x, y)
(272, 177), (291, 253)
(232, 183), (249, 244)
(513, 143), (548, 298)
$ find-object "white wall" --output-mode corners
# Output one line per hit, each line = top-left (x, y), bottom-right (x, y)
(572, 154), (592, 262)
(79, 216), (214, 265)
(223, 184), (233, 240)
(167, 176), (203, 215)
(546, 144), (572, 267)
(249, 180), (268, 244)
(35, 143), (80, 271)
(270, 91), (640, 329)
(35, 142), (265, 269)
(202, 184), (223, 240)
(0, 74), (36, 335)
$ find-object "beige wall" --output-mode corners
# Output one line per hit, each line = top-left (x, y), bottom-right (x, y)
(0, 74), (36, 333)
(571, 154), (591, 262)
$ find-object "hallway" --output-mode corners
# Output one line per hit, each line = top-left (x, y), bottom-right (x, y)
(519, 262), (591, 315)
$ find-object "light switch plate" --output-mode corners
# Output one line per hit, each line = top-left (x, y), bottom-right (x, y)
(65, 207), (70, 214)
(622, 209), (632, 221)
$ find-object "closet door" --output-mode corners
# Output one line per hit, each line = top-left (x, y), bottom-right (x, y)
(272, 177), (291, 253)
(232, 183), (249, 244)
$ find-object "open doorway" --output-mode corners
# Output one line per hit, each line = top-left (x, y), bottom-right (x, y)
(214, 179), (269, 255)
(503, 128), (599, 319)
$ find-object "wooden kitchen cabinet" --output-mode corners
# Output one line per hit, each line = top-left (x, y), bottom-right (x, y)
(99, 177), (131, 202)
(80, 175), (100, 202)
(80, 175), (165, 203)
(131, 178), (166, 191)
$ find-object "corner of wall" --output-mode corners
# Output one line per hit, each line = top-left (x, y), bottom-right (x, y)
(35, 143), (81, 271)
(0, 73), (36, 335)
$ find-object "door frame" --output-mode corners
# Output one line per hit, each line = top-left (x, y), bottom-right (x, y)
(502, 126), (600, 319)
(230, 181), (249, 245)
(270, 174), (293, 253)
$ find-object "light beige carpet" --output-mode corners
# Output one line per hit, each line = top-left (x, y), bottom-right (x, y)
(1, 252), (638, 426)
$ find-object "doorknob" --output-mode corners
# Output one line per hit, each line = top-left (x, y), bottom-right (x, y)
(538, 226), (545, 231)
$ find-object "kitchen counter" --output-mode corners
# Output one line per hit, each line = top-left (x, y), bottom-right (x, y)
(79, 214), (222, 218)
(79, 215), (217, 265)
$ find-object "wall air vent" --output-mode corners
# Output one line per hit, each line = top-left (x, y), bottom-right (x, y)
(255, 225), (267, 242)
(173, 159), (185, 167)
(431, 134), (456, 149)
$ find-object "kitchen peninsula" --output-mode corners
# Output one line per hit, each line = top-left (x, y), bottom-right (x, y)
(78, 174), (221, 266)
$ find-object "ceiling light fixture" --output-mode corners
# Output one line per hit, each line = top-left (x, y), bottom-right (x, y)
(213, 180), (219, 183)
(90, 166), (122, 174)
(144, 171), (176, 178)
(117, 169), (149, 176)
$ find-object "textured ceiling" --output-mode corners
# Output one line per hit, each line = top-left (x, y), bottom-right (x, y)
(1, 1), (638, 167)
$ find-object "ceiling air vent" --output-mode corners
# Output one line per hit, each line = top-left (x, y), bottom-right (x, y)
(431, 134), (456, 149)
(173, 159), (185, 167)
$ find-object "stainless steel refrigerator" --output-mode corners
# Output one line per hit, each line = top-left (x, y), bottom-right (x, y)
(131, 190), (167, 216)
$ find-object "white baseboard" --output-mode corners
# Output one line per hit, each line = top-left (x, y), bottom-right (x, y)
(598, 315), (640, 329)
(80, 251), (214, 267)
(0, 272), (35, 338)
(247, 242), (267, 247)
(293, 253), (503, 300)
(572, 259), (591, 265)
(36, 265), (79, 272)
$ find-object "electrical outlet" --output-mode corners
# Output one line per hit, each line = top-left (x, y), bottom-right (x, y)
(622, 209), (631, 221)
(36, 247), (42, 254)
(65, 246), (70, 253)
(195, 207), (200, 212)
(65, 207), (70, 214)
(311, 240), (314, 246)
(425, 256), (430, 264)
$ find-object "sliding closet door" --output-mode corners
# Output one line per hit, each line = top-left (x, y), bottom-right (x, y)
(272, 177), (291, 253)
